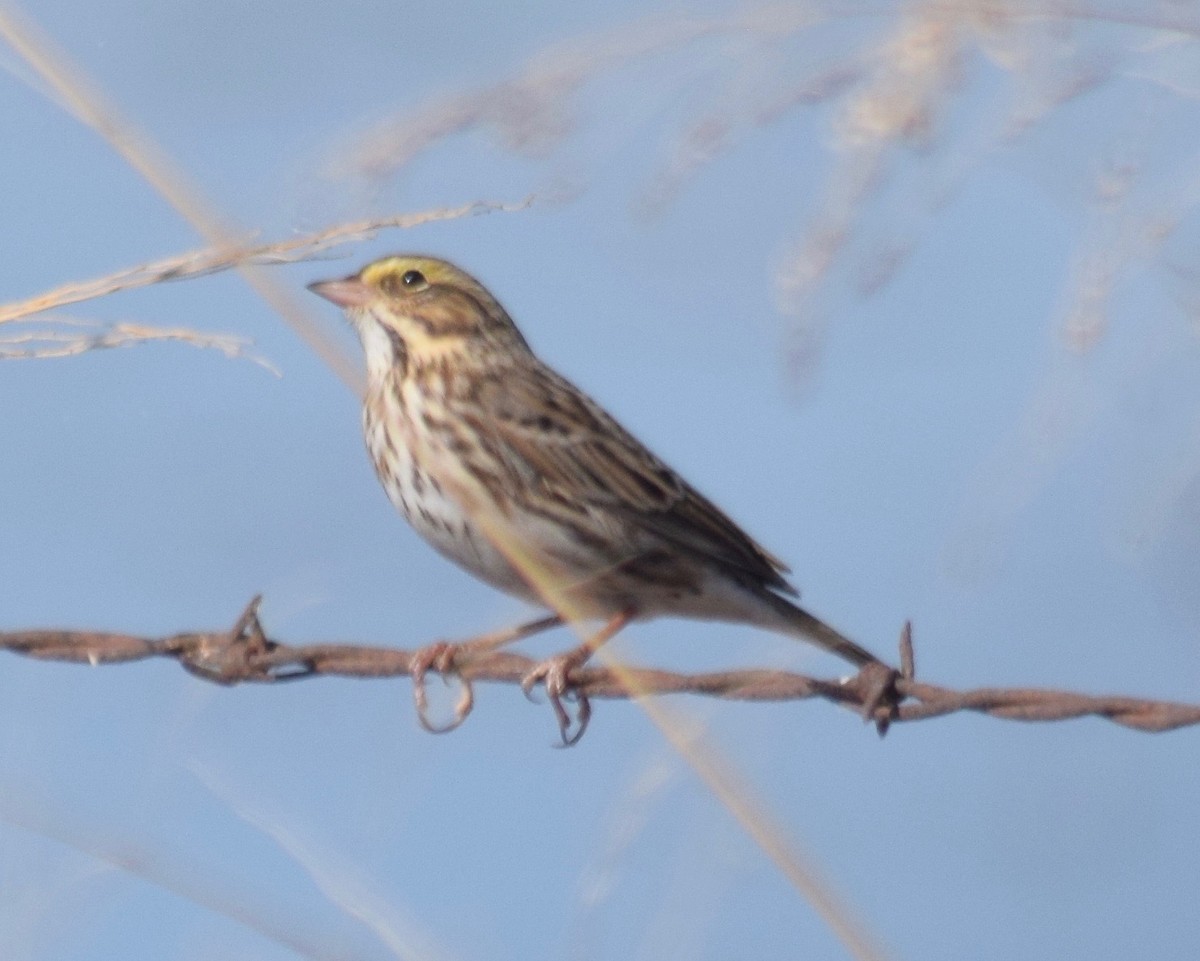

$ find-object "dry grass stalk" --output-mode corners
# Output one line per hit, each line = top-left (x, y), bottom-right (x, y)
(0, 200), (529, 327)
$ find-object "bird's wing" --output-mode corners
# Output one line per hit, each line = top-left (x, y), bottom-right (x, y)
(455, 361), (797, 596)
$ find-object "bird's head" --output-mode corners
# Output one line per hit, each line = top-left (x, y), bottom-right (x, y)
(308, 255), (529, 378)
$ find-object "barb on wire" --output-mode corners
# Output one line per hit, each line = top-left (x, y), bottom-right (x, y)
(3, 598), (1199, 742)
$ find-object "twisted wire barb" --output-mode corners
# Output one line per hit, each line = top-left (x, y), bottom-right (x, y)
(3, 598), (1198, 737)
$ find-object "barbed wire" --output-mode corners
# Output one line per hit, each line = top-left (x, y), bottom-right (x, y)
(3, 597), (1198, 743)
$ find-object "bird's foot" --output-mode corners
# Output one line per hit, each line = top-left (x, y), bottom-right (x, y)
(410, 640), (474, 734)
(519, 610), (633, 745)
(521, 652), (592, 747)
(407, 614), (567, 735)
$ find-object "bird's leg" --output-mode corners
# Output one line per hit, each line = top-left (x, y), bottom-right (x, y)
(411, 613), (564, 733)
(412, 613), (564, 673)
(521, 608), (635, 746)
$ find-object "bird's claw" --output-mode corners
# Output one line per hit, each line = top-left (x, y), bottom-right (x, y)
(521, 656), (591, 746)
(411, 641), (474, 734)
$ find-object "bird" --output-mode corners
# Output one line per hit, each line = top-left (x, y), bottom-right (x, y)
(308, 255), (879, 740)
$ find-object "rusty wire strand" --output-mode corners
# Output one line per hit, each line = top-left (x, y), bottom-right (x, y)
(3, 599), (1197, 737)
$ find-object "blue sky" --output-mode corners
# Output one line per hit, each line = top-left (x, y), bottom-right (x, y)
(2, 2), (1199, 960)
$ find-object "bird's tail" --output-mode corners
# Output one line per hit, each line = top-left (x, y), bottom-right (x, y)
(759, 591), (878, 668)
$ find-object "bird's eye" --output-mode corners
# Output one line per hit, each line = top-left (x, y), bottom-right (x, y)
(379, 268), (428, 297)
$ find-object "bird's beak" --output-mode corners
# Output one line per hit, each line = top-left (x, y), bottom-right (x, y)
(306, 276), (374, 309)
